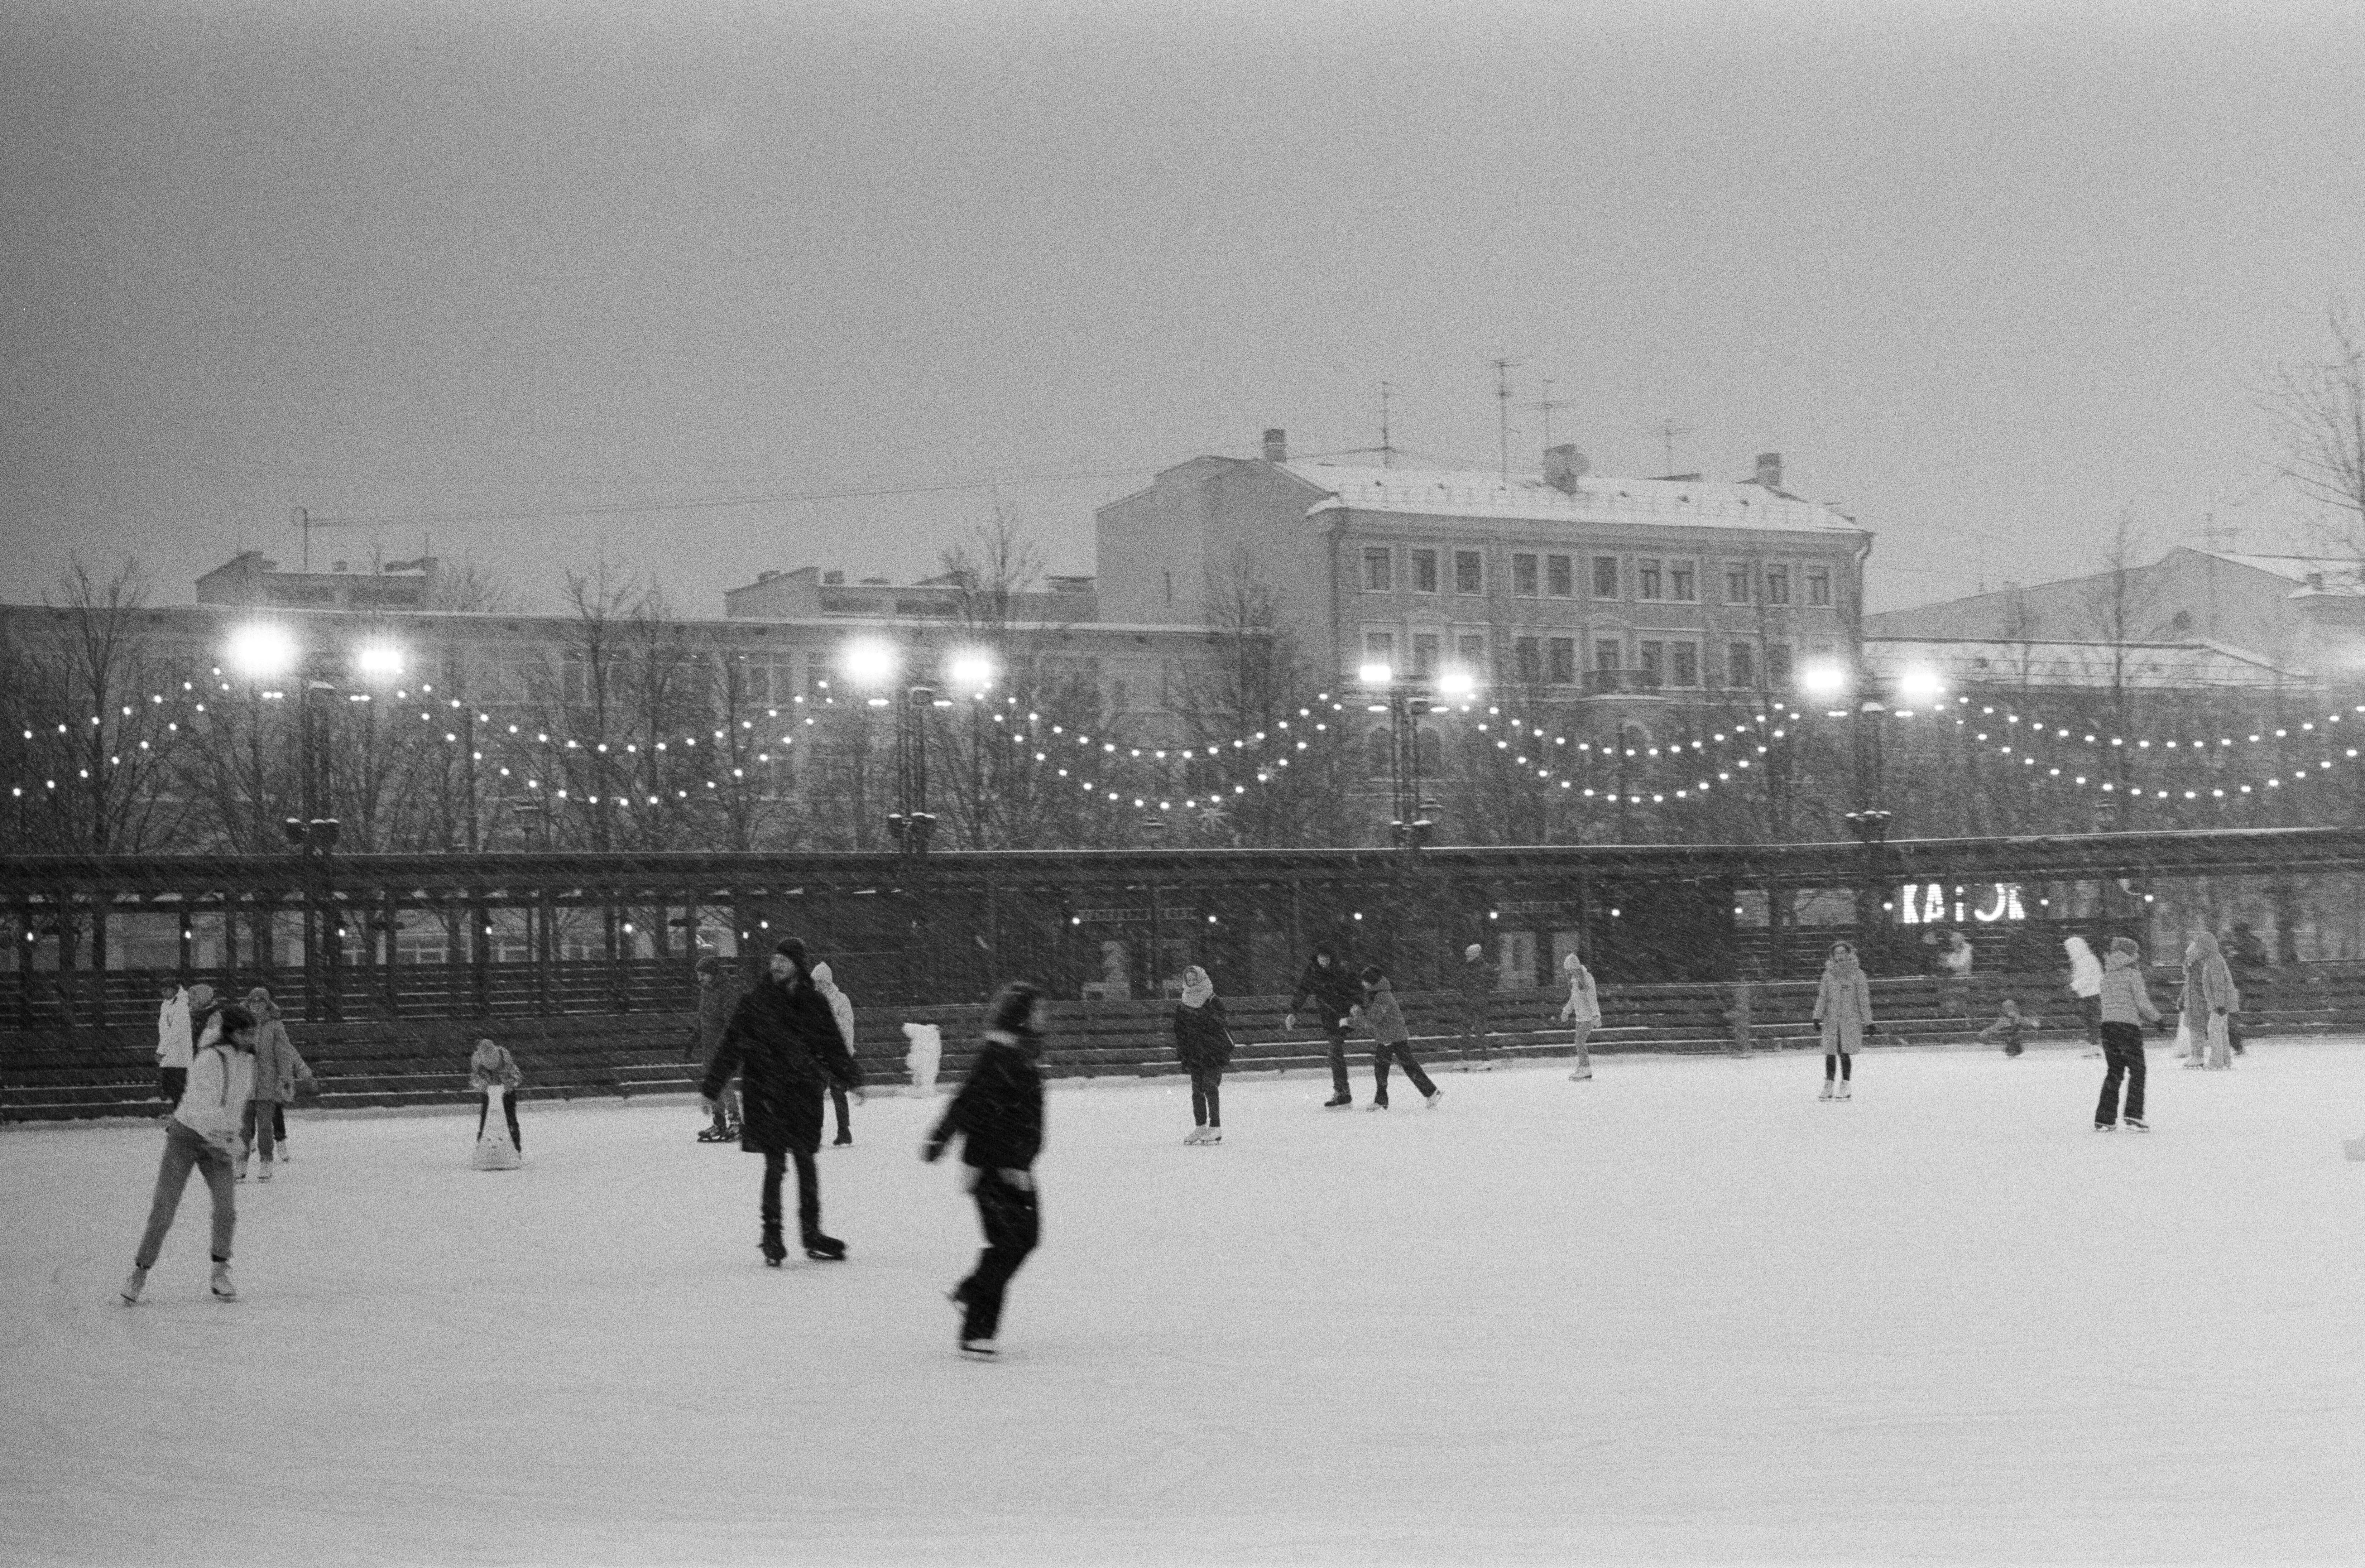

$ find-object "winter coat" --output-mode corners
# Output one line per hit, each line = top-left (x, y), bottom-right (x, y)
(1289, 958), (1360, 1030)
(469, 1043), (522, 1092)
(2097, 952), (2161, 1027)
(1174, 996), (1235, 1073)
(2181, 937), (2239, 1026)
(1352, 981), (1411, 1046)
(701, 976), (863, 1157)
(2063, 938), (2103, 1000)
(1559, 963), (1601, 1026)
(815, 983), (857, 1062)
(174, 1042), (256, 1146)
(692, 972), (745, 1057)
(927, 1029), (1045, 1172)
(1813, 960), (1874, 1054)
(1454, 957), (1493, 1004)
(248, 1004), (312, 1103)
(156, 990), (192, 1069)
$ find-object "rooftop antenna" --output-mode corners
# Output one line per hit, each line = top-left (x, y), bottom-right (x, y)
(1644, 419), (1694, 477)
(294, 506), (312, 571)
(1379, 381), (1398, 468)
(1528, 377), (1572, 451)
(1493, 358), (1520, 482)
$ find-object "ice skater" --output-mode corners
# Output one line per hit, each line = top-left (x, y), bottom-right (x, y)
(123, 1004), (256, 1305)
(239, 988), (311, 1180)
(2180, 932), (2237, 1071)
(1454, 943), (1496, 1069)
(701, 938), (865, 1266)
(1173, 965), (1234, 1144)
(2095, 936), (2162, 1131)
(1285, 943), (1361, 1108)
(1813, 941), (1871, 1101)
(926, 981), (1048, 1357)
(2224, 921), (2268, 1056)
(690, 956), (745, 1144)
(2063, 936), (2103, 1057)
(470, 1037), (524, 1152)
(1352, 964), (1440, 1111)
(1559, 949), (1600, 1080)
(1979, 997), (2037, 1057)
(812, 961), (858, 1146)
(155, 979), (191, 1118)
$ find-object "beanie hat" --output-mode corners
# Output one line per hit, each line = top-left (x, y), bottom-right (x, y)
(1359, 965), (1386, 986)
(1464, 944), (1483, 961)
(694, 955), (723, 977)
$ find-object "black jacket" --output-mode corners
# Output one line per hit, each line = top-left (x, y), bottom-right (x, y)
(1173, 998), (1234, 1072)
(1289, 958), (1359, 1028)
(926, 1029), (1044, 1172)
(700, 976), (863, 1156)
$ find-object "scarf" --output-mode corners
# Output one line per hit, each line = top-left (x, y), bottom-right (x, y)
(1179, 966), (1214, 1009)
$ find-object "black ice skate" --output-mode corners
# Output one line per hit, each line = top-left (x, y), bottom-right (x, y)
(1323, 1093), (1352, 1109)
(760, 1230), (788, 1267)
(802, 1232), (848, 1261)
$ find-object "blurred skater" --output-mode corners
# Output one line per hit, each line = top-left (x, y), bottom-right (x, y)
(1353, 965), (1440, 1111)
(1980, 997), (2038, 1057)
(470, 1037), (524, 1151)
(2095, 937), (2162, 1131)
(155, 980), (192, 1119)
(812, 961), (858, 1146)
(690, 956), (745, 1144)
(1286, 944), (1361, 1108)
(2063, 936), (2103, 1057)
(123, 1004), (257, 1305)
(1173, 965), (1234, 1144)
(238, 988), (311, 1180)
(1813, 942), (1871, 1101)
(926, 982), (1048, 1357)
(2224, 921), (2268, 1056)
(2181, 932), (2237, 1071)
(1454, 943), (1496, 1069)
(1559, 950), (1600, 1081)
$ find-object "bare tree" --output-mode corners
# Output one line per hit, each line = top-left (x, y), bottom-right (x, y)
(2264, 305), (2365, 569)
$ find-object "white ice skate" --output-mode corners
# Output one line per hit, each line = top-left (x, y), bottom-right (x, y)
(1425, 1087), (1444, 1109)
(1835, 1082), (1851, 1101)
(234, 1153), (250, 1182)
(1183, 1126), (1210, 1145)
(257, 1158), (273, 1183)
(1568, 1066), (1593, 1081)
(472, 1085), (522, 1171)
(1818, 1082), (1834, 1101)
(1200, 1129), (1222, 1145)
(210, 1262), (237, 1301)
(121, 1268), (147, 1305)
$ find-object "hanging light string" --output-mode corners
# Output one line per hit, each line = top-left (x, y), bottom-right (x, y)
(996, 695), (1352, 813)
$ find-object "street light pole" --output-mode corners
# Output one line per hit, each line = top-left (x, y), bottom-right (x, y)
(888, 680), (938, 853)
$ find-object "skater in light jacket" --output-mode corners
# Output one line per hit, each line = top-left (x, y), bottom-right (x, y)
(2063, 936), (2104, 1052)
(1173, 966), (1235, 1144)
(1813, 942), (1872, 1101)
(1351, 966), (1441, 1111)
(2180, 932), (2238, 1071)
(925, 981), (1048, 1357)
(155, 981), (192, 1115)
(1559, 951), (1601, 1081)
(238, 989), (312, 1180)
(2094, 937), (2162, 1130)
(123, 1005), (257, 1305)
(811, 961), (858, 1146)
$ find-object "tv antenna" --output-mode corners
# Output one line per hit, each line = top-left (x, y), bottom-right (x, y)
(1643, 419), (1694, 477)
(1378, 381), (1399, 468)
(1493, 359), (1521, 481)
(1528, 378), (1572, 451)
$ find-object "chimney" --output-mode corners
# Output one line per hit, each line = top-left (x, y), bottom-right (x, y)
(1754, 452), (1783, 490)
(757, 569), (780, 583)
(822, 571), (845, 586)
(1261, 428), (1288, 463)
(1541, 444), (1589, 494)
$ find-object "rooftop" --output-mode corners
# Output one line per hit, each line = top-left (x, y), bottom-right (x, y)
(1866, 635), (2314, 691)
(1284, 460), (1861, 535)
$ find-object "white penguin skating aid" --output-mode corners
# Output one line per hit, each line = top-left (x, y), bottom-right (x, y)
(902, 1022), (942, 1095)
(472, 1084), (522, 1171)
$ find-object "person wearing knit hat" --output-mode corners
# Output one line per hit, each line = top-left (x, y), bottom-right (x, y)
(1454, 941), (1496, 1071)
(1172, 965), (1234, 1144)
(811, 961), (858, 1147)
(700, 937), (866, 1265)
(689, 954), (745, 1144)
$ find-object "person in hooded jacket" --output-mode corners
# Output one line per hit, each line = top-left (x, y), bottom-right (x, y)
(1351, 965), (1441, 1111)
(1173, 965), (1235, 1144)
(155, 980), (192, 1117)
(701, 938), (865, 1266)
(2095, 935), (2163, 1130)
(124, 1004), (257, 1305)
(1813, 942), (1873, 1101)
(925, 981), (1048, 1356)
(1454, 943), (1497, 1069)
(1285, 944), (1361, 1108)
(812, 961), (859, 1147)
(690, 956), (746, 1144)
(238, 988), (312, 1180)
(470, 1038), (525, 1151)
(2063, 936), (2104, 1054)
(1559, 950), (1601, 1081)
(2181, 932), (2238, 1071)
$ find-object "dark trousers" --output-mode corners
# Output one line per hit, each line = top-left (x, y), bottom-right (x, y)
(2096, 1023), (2146, 1124)
(1323, 1028), (1351, 1096)
(135, 1121), (235, 1268)
(1462, 999), (1492, 1061)
(2077, 996), (2102, 1046)
(239, 1098), (279, 1160)
(272, 1103), (287, 1141)
(1373, 1040), (1435, 1103)
(158, 1067), (187, 1108)
(2226, 1013), (2246, 1054)
(957, 1170), (1039, 1342)
(476, 1090), (522, 1150)
(1189, 1066), (1223, 1127)
(830, 1085), (852, 1141)
(761, 1149), (821, 1242)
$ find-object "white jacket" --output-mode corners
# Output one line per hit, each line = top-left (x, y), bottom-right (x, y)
(156, 990), (192, 1068)
(812, 964), (857, 1054)
(173, 1044), (255, 1144)
(1559, 964), (1601, 1026)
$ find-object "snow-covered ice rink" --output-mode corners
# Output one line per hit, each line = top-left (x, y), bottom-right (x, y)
(8, 1040), (2364, 1566)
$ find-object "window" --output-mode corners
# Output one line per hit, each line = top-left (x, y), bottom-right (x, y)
(1362, 548), (1393, 592)
(1454, 551), (1483, 595)
(1513, 553), (1539, 596)
(1363, 631), (1396, 668)
(1724, 563), (1751, 604)
(1411, 549), (1438, 594)
(1767, 643), (1793, 686)
(1671, 641), (1700, 687)
(1366, 729), (1392, 778)
(1669, 563), (1697, 603)
(1548, 637), (1576, 684)
(1514, 637), (1542, 684)
(1592, 556), (1620, 599)
(1457, 634), (1487, 668)
(1546, 554), (1573, 597)
(1765, 565), (1791, 605)
(1727, 642), (1756, 688)
(1806, 567), (1831, 607)
(1639, 640), (1665, 683)
(1637, 559), (1664, 601)
(1594, 639), (1622, 673)
(1411, 633), (1439, 679)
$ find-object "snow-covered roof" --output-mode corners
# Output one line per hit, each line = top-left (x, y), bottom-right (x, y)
(1283, 461), (1861, 537)
(2196, 552), (2365, 596)
(1866, 636), (2313, 692)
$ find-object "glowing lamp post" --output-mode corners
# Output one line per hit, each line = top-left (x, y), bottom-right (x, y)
(1362, 660), (1466, 850)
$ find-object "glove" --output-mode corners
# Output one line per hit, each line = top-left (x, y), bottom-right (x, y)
(922, 1137), (947, 1164)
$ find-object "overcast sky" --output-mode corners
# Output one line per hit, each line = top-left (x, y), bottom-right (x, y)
(5, 1), (2362, 619)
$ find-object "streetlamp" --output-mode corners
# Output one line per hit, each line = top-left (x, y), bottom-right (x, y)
(1361, 661), (1469, 849)
(946, 651), (997, 847)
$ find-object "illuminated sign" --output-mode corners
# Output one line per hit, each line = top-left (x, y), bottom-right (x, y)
(1898, 883), (2026, 924)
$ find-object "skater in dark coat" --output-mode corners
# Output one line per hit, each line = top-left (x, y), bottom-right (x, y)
(700, 938), (865, 1266)
(925, 981), (1048, 1357)
(690, 956), (746, 1144)
(1351, 966), (1441, 1111)
(1173, 966), (1234, 1144)
(1285, 945), (1362, 1107)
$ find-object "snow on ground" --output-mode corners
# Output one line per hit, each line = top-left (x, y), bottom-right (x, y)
(5, 1040), (2364, 1567)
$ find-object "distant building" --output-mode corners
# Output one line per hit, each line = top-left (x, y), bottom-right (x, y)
(1095, 431), (1871, 712)
(196, 551), (443, 611)
(723, 565), (1098, 624)
(1864, 636), (2313, 694)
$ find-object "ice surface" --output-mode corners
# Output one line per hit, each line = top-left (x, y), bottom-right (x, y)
(6, 1042), (2364, 1565)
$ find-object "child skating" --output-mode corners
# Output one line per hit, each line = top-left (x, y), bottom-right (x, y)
(1813, 941), (1872, 1100)
(1352, 965), (1441, 1111)
(470, 1038), (524, 1153)
(2095, 936), (2162, 1131)
(1559, 950), (1600, 1080)
(2180, 932), (2237, 1071)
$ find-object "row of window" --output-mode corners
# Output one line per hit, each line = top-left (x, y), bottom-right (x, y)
(1359, 546), (1833, 608)
(1363, 629), (1822, 690)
